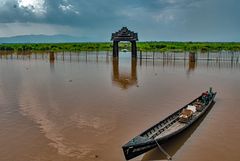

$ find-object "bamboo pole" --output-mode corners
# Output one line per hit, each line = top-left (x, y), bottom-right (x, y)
(154, 139), (172, 160)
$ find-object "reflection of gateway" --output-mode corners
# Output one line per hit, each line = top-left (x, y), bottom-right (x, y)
(112, 58), (137, 89)
(187, 61), (196, 75)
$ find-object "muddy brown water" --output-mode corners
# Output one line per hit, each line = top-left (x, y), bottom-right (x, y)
(0, 52), (240, 161)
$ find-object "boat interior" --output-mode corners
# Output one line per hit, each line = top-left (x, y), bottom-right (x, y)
(138, 95), (211, 140)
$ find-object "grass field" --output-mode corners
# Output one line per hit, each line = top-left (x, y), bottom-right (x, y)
(1, 42), (240, 52)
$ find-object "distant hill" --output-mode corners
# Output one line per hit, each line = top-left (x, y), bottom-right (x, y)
(0, 34), (86, 43)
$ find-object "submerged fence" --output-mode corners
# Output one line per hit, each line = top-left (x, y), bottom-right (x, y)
(0, 51), (239, 63)
(138, 51), (240, 62)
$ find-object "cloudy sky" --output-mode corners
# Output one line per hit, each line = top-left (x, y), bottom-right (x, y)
(0, 0), (239, 41)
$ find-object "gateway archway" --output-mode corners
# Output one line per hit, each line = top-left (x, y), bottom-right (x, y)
(111, 27), (138, 58)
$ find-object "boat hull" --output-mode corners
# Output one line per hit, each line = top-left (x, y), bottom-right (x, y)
(122, 92), (216, 160)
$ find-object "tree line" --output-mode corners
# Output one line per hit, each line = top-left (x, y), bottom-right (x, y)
(0, 42), (240, 52)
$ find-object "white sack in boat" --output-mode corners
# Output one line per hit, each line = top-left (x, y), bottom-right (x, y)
(187, 105), (197, 113)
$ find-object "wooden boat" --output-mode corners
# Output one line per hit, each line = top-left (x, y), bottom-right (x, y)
(122, 89), (216, 160)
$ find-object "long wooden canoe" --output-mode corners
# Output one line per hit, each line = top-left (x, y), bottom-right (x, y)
(122, 89), (216, 160)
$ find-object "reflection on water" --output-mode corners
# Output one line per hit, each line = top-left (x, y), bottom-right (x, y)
(112, 58), (138, 89)
(0, 51), (240, 161)
(50, 61), (55, 73)
(187, 61), (196, 76)
(0, 51), (239, 69)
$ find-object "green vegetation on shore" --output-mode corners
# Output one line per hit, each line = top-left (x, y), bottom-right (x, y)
(0, 42), (240, 52)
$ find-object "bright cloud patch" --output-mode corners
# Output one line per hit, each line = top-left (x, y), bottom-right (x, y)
(18, 0), (46, 15)
(59, 0), (79, 15)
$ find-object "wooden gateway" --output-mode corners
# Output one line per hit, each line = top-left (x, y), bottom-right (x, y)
(122, 88), (216, 160)
(111, 27), (138, 58)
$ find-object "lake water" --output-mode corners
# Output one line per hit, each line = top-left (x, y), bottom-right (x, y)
(0, 51), (240, 161)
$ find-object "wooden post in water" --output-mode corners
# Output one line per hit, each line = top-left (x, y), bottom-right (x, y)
(189, 52), (196, 62)
(113, 41), (119, 58)
(106, 51), (109, 64)
(131, 41), (137, 58)
(49, 51), (55, 62)
(96, 51), (99, 63)
(231, 52), (234, 68)
(231, 52), (234, 63)
(184, 51), (186, 67)
(207, 50), (209, 67)
(140, 51), (142, 66)
(207, 50), (210, 61)
(152, 51), (155, 66)
(219, 51), (222, 62)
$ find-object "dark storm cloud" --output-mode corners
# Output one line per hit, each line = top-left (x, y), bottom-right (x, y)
(44, 0), (121, 27)
(0, 0), (200, 26)
(0, 0), (239, 41)
(0, 0), (129, 25)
